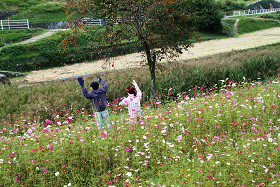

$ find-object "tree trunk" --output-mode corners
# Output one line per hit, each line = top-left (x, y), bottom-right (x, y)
(142, 40), (156, 101)
(133, 20), (157, 101)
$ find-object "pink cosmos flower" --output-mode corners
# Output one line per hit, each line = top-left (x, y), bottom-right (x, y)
(43, 169), (48, 173)
(177, 135), (182, 142)
(206, 175), (215, 180)
(184, 181), (189, 184)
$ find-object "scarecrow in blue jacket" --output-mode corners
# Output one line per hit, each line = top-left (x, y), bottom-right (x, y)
(77, 75), (111, 131)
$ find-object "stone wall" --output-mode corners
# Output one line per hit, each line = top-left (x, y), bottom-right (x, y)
(0, 11), (19, 20)
(29, 21), (70, 29)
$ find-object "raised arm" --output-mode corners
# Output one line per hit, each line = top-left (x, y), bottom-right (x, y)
(132, 80), (142, 99)
(77, 77), (92, 99)
(119, 97), (128, 106)
(98, 75), (108, 93)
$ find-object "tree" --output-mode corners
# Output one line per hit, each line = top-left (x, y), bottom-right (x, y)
(189, 0), (224, 33)
(63, 0), (199, 100)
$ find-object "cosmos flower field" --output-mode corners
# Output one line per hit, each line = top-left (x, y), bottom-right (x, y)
(0, 78), (279, 186)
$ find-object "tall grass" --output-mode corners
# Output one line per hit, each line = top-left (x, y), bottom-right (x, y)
(0, 76), (279, 186)
(1, 43), (280, 125)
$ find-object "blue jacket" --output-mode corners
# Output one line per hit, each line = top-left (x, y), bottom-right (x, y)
(81, 79), (108, 112)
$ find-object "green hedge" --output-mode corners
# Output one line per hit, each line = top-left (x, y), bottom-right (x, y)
(0, 28), (46, 46)
(237, 17), (280, 34)
(260, 11), (280, 20)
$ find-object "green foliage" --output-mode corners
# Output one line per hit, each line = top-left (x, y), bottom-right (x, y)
(0, 28), (47, 46)
(0, 44), (28, 57)
(0, 31), (69, 71)
(221, 18), (237, 35)
(260, 11), (280, 20)
(0, 0), (45, 11)
(237, 17), (280, 34)
(189, 0), (224, 33)
(7, 2), (67, 23)
(218, 0), (247, 12)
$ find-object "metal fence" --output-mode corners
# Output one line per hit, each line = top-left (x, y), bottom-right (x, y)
(82, 18), (123, 26)
(226, 8), (280, 17)
(0, 19), (29, 30)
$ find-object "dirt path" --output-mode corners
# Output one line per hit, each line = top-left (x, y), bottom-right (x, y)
(23, 27), (280, 83)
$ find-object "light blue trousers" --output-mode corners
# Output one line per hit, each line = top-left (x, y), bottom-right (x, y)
(94, 110), (111, 131)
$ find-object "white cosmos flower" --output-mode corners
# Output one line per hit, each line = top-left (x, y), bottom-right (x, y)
(126, 172), (132, 177)
(55, 172), (59, 176)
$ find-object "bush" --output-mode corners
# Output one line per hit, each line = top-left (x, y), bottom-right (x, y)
(0, 44), (28, 58)
(188, 0), (224, 33)
(219, 0), (247, 12)
(260, 11), (280, 20)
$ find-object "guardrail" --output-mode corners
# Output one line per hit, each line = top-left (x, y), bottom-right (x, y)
(0, 19), (29, 30)
(226, 8), (280, 17)
(82, 18), (123, 26)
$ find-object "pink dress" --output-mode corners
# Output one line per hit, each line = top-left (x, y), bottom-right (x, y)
(119, 85), (142, 118)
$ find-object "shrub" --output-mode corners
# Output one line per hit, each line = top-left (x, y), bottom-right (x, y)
(189, 0), (224, 33)
(0, 44), (28, 58)
(260, 11), (280, 20)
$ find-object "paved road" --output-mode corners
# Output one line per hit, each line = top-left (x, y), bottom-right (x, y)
(20, 29), (68, 44)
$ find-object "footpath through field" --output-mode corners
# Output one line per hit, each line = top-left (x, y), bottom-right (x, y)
(23, 27), (280, 83)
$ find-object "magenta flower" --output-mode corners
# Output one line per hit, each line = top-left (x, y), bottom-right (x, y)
(184, 181), (189, 184)
(206, 175), (215, 180)
(43, 169), (48, 173)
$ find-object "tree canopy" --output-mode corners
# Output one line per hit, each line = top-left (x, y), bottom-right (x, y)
(63, 0), (221, 99)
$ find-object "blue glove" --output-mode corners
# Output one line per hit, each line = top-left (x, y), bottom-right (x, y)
(97, 75), (101, 82)
(77, 77), (84, 87)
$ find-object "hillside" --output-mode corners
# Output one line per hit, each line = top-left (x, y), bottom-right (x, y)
(15, 27), (279, 83)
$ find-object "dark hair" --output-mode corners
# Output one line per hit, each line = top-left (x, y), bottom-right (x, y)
(90, 82), (99, 90)
(126, 86), (136, 96)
